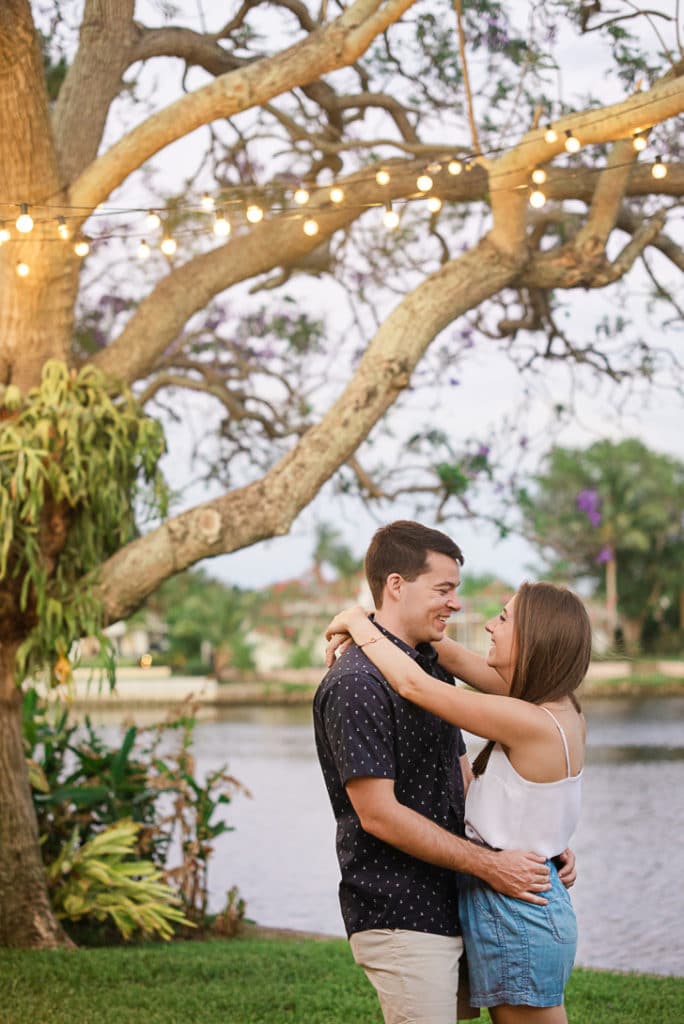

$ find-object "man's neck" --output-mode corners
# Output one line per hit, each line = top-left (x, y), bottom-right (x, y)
(373, 610), (419, 650)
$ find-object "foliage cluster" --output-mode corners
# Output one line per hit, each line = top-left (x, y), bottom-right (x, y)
(0, 361), (167, 683)
(23, 691), (246, 942)
(519, 439), (684, 651)
(134, 568), (259, 673)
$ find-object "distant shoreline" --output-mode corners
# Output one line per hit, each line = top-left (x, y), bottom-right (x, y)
(38, 660), (684, 707)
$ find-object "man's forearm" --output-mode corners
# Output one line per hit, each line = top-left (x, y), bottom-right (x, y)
(361, 799), (549, 904)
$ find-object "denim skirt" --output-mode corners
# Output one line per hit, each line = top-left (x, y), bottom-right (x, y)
(459, 862), (577, 1008)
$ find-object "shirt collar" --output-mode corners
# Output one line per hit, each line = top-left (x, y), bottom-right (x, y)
(372, 618), (439, 666)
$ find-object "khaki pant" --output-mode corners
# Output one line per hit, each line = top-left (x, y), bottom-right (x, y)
(350, 928), (473, 1024)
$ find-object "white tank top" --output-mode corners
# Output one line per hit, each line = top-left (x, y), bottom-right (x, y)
(465, 707), (583, 858)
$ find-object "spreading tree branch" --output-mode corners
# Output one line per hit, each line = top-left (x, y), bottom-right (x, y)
(67, 0), (421, 215)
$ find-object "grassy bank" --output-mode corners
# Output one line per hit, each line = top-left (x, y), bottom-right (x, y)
(2, 934), (682, 1023)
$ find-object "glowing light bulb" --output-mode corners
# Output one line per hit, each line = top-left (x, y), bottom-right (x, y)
(16, 204), (33, 233)
(16, 260), (30, 277)
(57, 216), (70, 240)
(160, 236), (177, 256)
(330, 186), (344, 204)
(246, 204), (264, 223)
(200, 192), (215, 211)
(531, 167), (547, 185)
(294, 186), (310, 205)
(564, 130), (580, 154)
(632, 132), (647, 153)
(544, 125), (558, 144)
(416, 174), (433, 192)
(529, 189), (547, 209)
(145, 210), (161, 230)
(73, 239), (90, 257)
(426, 196), (442, 213)
(375, 169), (391, 186)
(137, 239), (151, 260)
(427, 162), (442, 174)
(651, 156), (667, 179)
(213, 211), (231, 236)
(0, 224), (10, 244)
(382, 204), (399, 230)
(447, 159), (463, 175)
(303, 217), (319, 236)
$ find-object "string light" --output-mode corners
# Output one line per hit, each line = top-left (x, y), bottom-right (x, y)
(16, 203), (33, 233)
(1, 104), (675, 264)
(16, 260), (30, 277)
(382, 202), (399, 229)
(651, 155), (667, 179)
(564, 130), (581, 153)
(246, 203), (264, 223)
(213, 210), (231, 236)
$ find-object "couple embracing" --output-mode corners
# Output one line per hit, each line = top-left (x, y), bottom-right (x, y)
(313, 520), (590, 1024)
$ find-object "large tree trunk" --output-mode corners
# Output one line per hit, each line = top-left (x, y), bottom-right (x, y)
(0, 645), (71, 948)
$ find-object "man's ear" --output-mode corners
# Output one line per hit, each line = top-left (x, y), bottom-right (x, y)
(385, 572), (404, 603)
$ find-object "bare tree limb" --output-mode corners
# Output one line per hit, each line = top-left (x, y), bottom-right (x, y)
(67, 0), (421, 215)
(453, 0), (481, 155)
(52, 0), (137, 182)
(97, 232), (526, 618)
(574, 139), (638, 257)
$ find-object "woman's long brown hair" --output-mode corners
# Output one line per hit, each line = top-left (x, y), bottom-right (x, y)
(471, 581), (592, 777)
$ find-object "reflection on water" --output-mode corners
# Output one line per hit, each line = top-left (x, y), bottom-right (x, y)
(85, 696), (684, 977)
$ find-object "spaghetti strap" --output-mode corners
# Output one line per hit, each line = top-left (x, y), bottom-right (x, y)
(541, 706), (572, 778)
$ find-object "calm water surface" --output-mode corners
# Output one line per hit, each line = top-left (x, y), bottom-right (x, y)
(92, 695), (684, 977)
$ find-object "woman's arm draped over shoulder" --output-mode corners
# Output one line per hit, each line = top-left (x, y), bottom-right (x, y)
(433, 635), (508, 695)
(325, 607), (541, 747)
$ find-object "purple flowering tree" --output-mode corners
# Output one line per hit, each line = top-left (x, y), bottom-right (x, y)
(520, 440), (684, 651)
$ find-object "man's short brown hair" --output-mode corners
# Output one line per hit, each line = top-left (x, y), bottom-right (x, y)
(364, 520), (464, 607)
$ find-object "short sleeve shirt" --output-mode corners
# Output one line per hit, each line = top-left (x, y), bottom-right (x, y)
(313, 625), (467, 937)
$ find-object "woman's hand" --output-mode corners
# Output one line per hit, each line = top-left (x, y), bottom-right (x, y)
(325, 632), (353, 667)
(324, 605), (372, 642)
(324, 606), (375, 667)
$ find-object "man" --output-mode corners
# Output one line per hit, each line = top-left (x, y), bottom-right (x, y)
(313, 521), (574, 1024)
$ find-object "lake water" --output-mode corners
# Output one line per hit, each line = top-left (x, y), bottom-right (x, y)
(89, 695), (684, 977)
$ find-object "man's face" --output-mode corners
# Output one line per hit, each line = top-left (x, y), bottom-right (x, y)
(396, 551), (462, 647)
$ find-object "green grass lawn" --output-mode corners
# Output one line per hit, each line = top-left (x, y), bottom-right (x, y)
(1, 935), (682, 1024)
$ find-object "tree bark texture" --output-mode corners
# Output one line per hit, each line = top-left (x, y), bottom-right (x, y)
(0, 648), (71, 948)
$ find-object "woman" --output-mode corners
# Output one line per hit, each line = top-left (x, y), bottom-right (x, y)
(325, 581), (592, 1024)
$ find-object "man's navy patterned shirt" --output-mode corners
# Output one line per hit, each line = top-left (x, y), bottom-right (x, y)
(313, 624), (467, 938)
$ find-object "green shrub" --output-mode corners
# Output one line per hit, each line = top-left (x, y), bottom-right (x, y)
(23, 692), (246, 941)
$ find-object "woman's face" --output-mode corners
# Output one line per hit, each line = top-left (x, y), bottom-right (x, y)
(485, 593), (518, 685)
